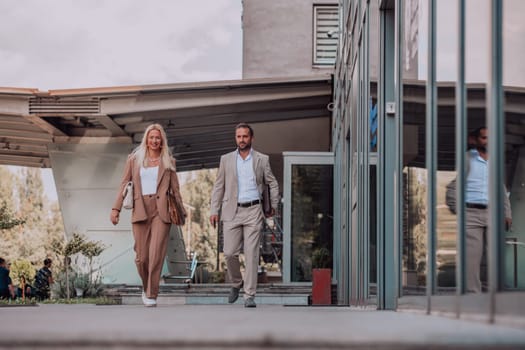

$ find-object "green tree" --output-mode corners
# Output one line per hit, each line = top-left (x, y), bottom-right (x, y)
(0, 167), (16, 208)
(52, 232), (106, 299)
(0, 201), (25, 230)
(0, 167), (24, 230)
(180, 169), (218, 270)
(18, 167), (45, 227)
(10, 259), (36, 286)
(0, 165), (66, 271)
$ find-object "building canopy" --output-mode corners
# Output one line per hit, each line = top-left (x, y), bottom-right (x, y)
(0, 76), (333, 171)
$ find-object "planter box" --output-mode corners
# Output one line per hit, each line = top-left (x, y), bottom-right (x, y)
(312, 268), (332, 305)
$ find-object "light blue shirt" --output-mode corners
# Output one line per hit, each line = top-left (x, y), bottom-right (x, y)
(465, 149), (488, 205)
(236, 149), (259, 203)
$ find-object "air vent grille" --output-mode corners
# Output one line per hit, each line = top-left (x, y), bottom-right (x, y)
(29, 97), (100, 115)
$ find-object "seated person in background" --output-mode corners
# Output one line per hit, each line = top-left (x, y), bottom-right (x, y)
(0, 258), (14, 299)
(34, 258), (54, 300)
(7, 263), (16, 299)
(17, 276), (33, 300)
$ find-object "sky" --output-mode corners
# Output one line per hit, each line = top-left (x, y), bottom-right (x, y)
(1, 0), (243, 201)
(0, 0), (242, 91)
(416, 0), (525, 86)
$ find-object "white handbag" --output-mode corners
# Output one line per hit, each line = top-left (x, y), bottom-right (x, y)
(122, 181), (134, 209)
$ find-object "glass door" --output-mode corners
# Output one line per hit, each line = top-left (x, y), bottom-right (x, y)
(282, 152), (334, 283)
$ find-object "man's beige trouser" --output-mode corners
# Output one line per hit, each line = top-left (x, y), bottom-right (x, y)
(223, 204), (264, 299)
(466, 207), (488, 293)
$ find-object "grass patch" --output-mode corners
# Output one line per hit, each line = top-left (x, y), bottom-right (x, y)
(0, 298), (38, 307)
(40, 296), (121, 305)
(1, 296), (120, 306)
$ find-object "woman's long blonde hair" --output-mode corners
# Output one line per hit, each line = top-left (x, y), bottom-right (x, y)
(132, 123), (175, 170)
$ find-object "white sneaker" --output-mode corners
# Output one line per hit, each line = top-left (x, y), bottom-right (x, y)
(141, 291), (157, 307)
(144, 298), (157, 307)
(144, 297), (157, 307)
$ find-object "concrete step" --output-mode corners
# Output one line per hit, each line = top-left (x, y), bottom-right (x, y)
(106, 283), (312, 306)
(121, 292), (309, 306)
(107, 283), (312, 294)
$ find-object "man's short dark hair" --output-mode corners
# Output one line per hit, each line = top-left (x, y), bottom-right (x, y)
(235, 123), (254, 137)
(470, 126), (487, 138)
(44, 258), (52, 266)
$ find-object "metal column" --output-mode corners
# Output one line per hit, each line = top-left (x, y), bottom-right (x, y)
(378, 3), (397, 310)
(455, 0), (468, 318)
(487, 0), (504, 324)
(426, 0), (438, 313)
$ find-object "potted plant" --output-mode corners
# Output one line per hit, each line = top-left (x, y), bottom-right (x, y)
(311, 246), (332, 305)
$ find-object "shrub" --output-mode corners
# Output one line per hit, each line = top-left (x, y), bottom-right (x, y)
(10, 259), (36, 286)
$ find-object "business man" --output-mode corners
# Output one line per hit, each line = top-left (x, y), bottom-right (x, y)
(210, 123), (279, 308)
(465, 126), (512, 293)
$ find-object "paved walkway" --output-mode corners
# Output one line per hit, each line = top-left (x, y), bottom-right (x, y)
(1, 303), (525, 349)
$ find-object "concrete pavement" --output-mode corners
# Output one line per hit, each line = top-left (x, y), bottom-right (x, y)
(1, 303), (525, 349)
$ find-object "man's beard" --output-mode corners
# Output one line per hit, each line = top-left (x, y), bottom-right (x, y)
(477, 145), (487, 152)
(238, 142), (251, 151)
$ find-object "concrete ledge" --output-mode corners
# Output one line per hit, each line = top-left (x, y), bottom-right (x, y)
(122, 293), (309, 306)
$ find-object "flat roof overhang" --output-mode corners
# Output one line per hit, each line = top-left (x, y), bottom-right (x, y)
(0, 76), (333, 171)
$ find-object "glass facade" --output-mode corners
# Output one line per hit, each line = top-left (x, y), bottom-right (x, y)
(332, 0), (525, 319)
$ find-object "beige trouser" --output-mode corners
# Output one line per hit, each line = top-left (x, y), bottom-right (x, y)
(132, 194), (170, 299)
(465, 207), (488, 293)
(223, 204), (264, 299)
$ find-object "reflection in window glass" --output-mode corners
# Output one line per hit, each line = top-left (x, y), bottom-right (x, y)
(503, 0), (525, 291)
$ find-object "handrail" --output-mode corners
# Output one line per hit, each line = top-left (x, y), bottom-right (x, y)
(504, 237), (522, 289)
(164, 253), (198, 282)
(505, 241), (525, 247)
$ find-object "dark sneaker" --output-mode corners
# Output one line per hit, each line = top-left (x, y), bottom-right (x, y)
(228, 287), (240, 304)
(244, 298), (256, 308)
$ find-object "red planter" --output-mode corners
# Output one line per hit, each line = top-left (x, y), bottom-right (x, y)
(312, 268), (332, 305)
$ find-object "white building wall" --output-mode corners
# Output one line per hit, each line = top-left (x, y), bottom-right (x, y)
(48, 143), (187, 284)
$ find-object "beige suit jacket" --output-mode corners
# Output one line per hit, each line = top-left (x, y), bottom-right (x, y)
(210, 149), (279, 221)
(113, 155), (185, 224)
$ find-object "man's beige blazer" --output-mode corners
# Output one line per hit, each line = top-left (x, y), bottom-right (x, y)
(113, 155), (185, 224)
(210, 149), (279, 221)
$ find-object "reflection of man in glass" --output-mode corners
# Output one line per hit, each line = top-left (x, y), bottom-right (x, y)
(210, 123), (279, 308)
(465, 126), (512, 293)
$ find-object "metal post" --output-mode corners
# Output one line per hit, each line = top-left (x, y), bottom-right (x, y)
(455, 0), (467, 318)
(357, 46), (363, 305)
(426, 0), (438, 314)
(377, 7), (387, 310)
(394, 0), (404, 301)
(487, 0), (504, 324)
(378, 2), (397, 310)
(363, 1), (371, 304)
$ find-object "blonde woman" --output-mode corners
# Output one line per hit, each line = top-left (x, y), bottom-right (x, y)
(110, 123), (185, 307)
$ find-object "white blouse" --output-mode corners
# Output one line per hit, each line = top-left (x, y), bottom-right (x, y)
(140, 166), (158, 195)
